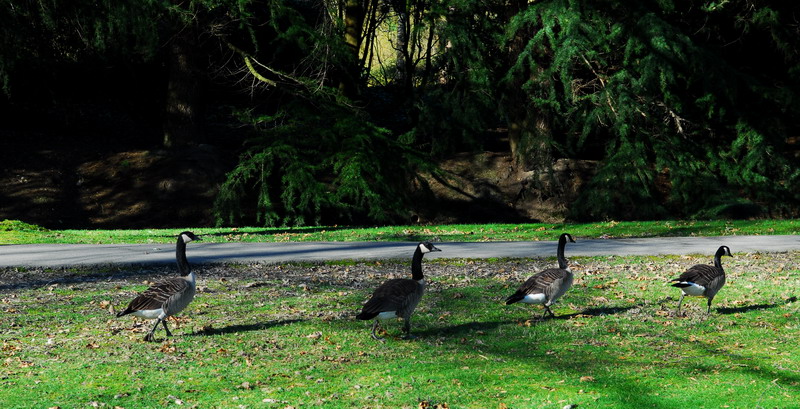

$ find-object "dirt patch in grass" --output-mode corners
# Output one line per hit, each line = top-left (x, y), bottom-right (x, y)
(0, 129), (583, 229)
(3, 251), (797, 312)
(413, 153), (597, 224)
(76, 148), (227, 227)
(0, 146), (228, 229)
(0, 259), (537, 293)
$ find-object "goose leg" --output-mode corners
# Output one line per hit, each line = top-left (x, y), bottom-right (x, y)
(370, 320), (385, 342)
(537, 308), (548, 321)
(144, 318), (161, 342)
(402, 319), (416, 340)
(706, 297), (713, 314)
(162, 320), (173, 337)
(543, 305), (555, 319)
(676, 293), (685, 314)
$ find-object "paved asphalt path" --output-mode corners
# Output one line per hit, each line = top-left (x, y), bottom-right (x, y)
(1, 235), (797, 267)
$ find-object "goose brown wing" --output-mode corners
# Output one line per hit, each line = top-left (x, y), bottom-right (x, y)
(516, 268), (569, 295)
(359, 279), (420, 315)
(122, 278), (189, 313)
(704, 273), (726, 296)
(675, 264), (723, 286)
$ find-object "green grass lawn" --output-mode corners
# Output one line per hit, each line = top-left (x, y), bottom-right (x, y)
(1, 218), (798, 244)
(2, 253), (798, 408)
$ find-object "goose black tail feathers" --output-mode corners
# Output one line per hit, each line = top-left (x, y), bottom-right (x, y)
(356, 311), (378, 320)
(504, 293), (524, 305)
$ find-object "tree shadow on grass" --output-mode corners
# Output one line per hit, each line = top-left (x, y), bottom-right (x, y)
(187, 319), (302, 336)
(414, 320), (509, 338)
(715, 296), (798, 315)
(567, 305), (638, 317)
(674, 332), (800, 405)
(716, 303), (777, 315)
(504, 304), (638, 323)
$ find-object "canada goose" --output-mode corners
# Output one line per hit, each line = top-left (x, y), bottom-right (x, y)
(117, 231), (201, 341)
(670, 245), (731, 314)
(356, 242), (441, 341)
(505, 233), (576, 319)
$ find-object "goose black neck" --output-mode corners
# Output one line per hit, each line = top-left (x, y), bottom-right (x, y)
(557, 235), (569, 269)
(713, 253), (724, 269)
(176, 236), (191, 276)
(411, 247), (425, 280)
(713, 247), (727, 270)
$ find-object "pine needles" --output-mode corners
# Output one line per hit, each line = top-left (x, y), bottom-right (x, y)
(213, 99), (429, 226)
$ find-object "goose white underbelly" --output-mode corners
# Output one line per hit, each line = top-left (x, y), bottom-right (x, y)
(520, 293), (547, 305)
(132, 308), (164, 319)
(376, 311), (399, 320)
(679, 282), (706, 296)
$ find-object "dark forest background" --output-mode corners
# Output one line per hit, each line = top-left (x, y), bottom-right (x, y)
(1, 0), (798, 228)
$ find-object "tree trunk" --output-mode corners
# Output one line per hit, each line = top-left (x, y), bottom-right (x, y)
(340, 0), (366, 99)
(507, 108), (552, 171)
(507, 112), (526, 164)
(394, 3), (410, 89)
(421, 18), (435, 86)
(163, 28), (202, 148)
(504, 0), (551, 170)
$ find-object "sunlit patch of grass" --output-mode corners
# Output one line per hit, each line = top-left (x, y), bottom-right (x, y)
(1, 253), (799, 407)
(1, 219), (798, 244)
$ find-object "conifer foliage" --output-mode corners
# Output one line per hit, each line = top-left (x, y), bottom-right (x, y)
(501, 0), (800, 219)
(3, 0), (799, 224)
(213, 99), (428, 226)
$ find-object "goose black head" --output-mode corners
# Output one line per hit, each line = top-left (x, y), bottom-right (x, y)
(717, 245), (732, 258)
(419, 242), (441, 254)
(559, 233), (576, 243)
(179, 231), (202, 243)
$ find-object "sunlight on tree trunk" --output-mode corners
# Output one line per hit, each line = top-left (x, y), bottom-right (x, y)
(340, 0), (366, 99)
(394, 2), (411, 92)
